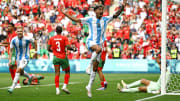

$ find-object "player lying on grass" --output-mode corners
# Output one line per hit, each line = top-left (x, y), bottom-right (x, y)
(117, 57), (171, 94)
(23, 74), (44, 85)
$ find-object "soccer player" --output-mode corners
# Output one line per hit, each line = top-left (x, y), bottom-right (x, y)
(23, 74), (44, 85)
(8, 26), (37, 93)
(0, 22), (21, 88)
(117, 57), (171, 94)
(60, 0), (127, 97)
(48, 26), (76, 95)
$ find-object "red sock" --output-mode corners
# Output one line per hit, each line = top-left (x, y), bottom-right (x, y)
(101, 81), (104, 87)
(64, 74), (70, 84)
(55, 75), (59, 88)
(9, 68), (14, 80)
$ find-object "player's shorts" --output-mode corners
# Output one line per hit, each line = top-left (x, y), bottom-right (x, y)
(147, 81), (160, 93)
(86, 41), (103, 52)
(17, 58), (28, 69)
(53, 56), (70, 69)
(10, 49), (16, 65)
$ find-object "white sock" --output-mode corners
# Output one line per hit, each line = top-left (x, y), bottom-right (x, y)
(23, 71), (30, 78)
(91, 52), (98, 62)
(62, 84), (67, 89)
(87, 71), (96, 89)
(121, 88), (139, 93)
(127, 80), (141, 88)
(56, 88), (59, 91)
(11, 73), (20, 89)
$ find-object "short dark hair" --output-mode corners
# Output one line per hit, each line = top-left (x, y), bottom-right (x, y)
(23, 79), (28, 85)
(94, 4), (104, 11)
(56, 26), (62, 34)
(8, 22), (14, 27)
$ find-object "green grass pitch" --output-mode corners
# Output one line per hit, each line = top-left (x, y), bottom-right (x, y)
(0, 73), (179, 101)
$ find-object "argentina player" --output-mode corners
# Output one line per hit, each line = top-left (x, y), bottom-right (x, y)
(8, 26), (37, 94)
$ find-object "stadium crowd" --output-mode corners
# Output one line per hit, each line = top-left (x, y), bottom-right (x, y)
(0, 0), (179, 60)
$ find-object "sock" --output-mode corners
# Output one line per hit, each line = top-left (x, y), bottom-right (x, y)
(56, 88), (59, 92)
(64, 73), (70, 85)
(101, 81), (104, 87)
(87, 71), (96, 89)
(11, 73), (20, 89)
(121, 88), (139, 93)
(23, 71), (30, 78)
(63, 84), (67, 89)
(9, 68), (14, 80)
(127, 80), (141, 88)
(13, 69), (20, 84)
(55, 75), (59, 88)
(91, 52), (98, 62)
(97, 53), (101, 62)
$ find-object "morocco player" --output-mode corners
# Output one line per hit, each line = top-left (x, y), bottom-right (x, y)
(48, 26), (75, 95)
(0, 22), (20, 88)
(23, 74), (44, 85)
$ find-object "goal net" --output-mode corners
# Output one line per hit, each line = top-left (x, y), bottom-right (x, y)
(161, 0), (180, 95)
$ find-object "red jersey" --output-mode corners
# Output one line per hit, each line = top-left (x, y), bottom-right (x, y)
(7, 31), (17, 54)
(48, 35), (69, 59)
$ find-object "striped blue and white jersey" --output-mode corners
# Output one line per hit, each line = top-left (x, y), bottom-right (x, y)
(80, 16), (113, 46)
(10, 36), (34, 61)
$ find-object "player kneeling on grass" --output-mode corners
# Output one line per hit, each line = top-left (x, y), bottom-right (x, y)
(48, 26), (76, 95)
(23, 74), (44, 85)
(117, 57), (171, 94)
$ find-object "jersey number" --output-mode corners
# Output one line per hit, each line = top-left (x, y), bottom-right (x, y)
(56, 41), (61, 52)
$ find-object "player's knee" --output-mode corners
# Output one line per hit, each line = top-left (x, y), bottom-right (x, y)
(141, 79), (146, 82)
(96, 48), (102, 54)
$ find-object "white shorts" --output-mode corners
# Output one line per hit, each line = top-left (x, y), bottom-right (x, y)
(147, 81), (160, 93)
(86, 41), (102, 51)
(17, 58), (28, 69)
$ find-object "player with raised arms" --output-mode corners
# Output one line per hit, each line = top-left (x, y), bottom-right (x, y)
(48, 26), (76, 95)
(8, 26), (37, 93)
(60, 0), (127, 97)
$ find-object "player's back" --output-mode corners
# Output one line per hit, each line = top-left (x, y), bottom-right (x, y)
(49, 35), (68, 59)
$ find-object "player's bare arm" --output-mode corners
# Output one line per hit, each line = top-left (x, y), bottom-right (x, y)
(60, 7), (81, 23)
(113, 0), (127, 18)
(47, 45), (53, 52)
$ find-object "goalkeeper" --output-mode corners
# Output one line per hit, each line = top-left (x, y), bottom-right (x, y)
(117, 57), (171, 94)
(23, 74), (44, 85)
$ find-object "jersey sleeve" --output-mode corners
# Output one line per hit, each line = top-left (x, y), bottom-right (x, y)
(104, 16), (113, 24)
(10, 39), (14, 49)
(65, 37), (69, 46)
(48, 38), (52, 46)
(80, 17), (91, 24)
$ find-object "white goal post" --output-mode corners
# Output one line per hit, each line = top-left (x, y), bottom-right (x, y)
(161, 0), (180, 95)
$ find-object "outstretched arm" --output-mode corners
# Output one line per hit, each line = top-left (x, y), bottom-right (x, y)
(60, 8), (81, 23)
(113, 0), (127, 18)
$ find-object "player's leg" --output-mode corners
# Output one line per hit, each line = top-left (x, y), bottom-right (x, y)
(121, 79), (150, 89)
(53, 56), (61, 95)
(54, 64), (60, 95)
(96, 59), (107, 90)
(117, 83), (147, 93)
(61, 57), (70, 94)
(8, 59), (28, 93)
(86, 51), (96, 75)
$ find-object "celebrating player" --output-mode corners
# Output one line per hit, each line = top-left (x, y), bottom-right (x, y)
(48, 26), (76, 95)
(0, 22), (21, 88)
(60, 0), (127, 97)
(117, 57), (171, 94)
(8, 26), (37, 94)
(23, 74), (44, 85)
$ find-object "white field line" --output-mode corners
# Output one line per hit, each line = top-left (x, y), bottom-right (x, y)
(0, 82), (80, 90)
(135, 94), (163, 101)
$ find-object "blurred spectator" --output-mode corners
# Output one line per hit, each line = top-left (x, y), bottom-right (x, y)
(112, 45), (121, 59)
(170, 44), (178, 59)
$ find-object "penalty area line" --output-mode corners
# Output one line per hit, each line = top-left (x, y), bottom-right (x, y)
(135, 94), (163, 101)
(0, 82), (80, 90)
